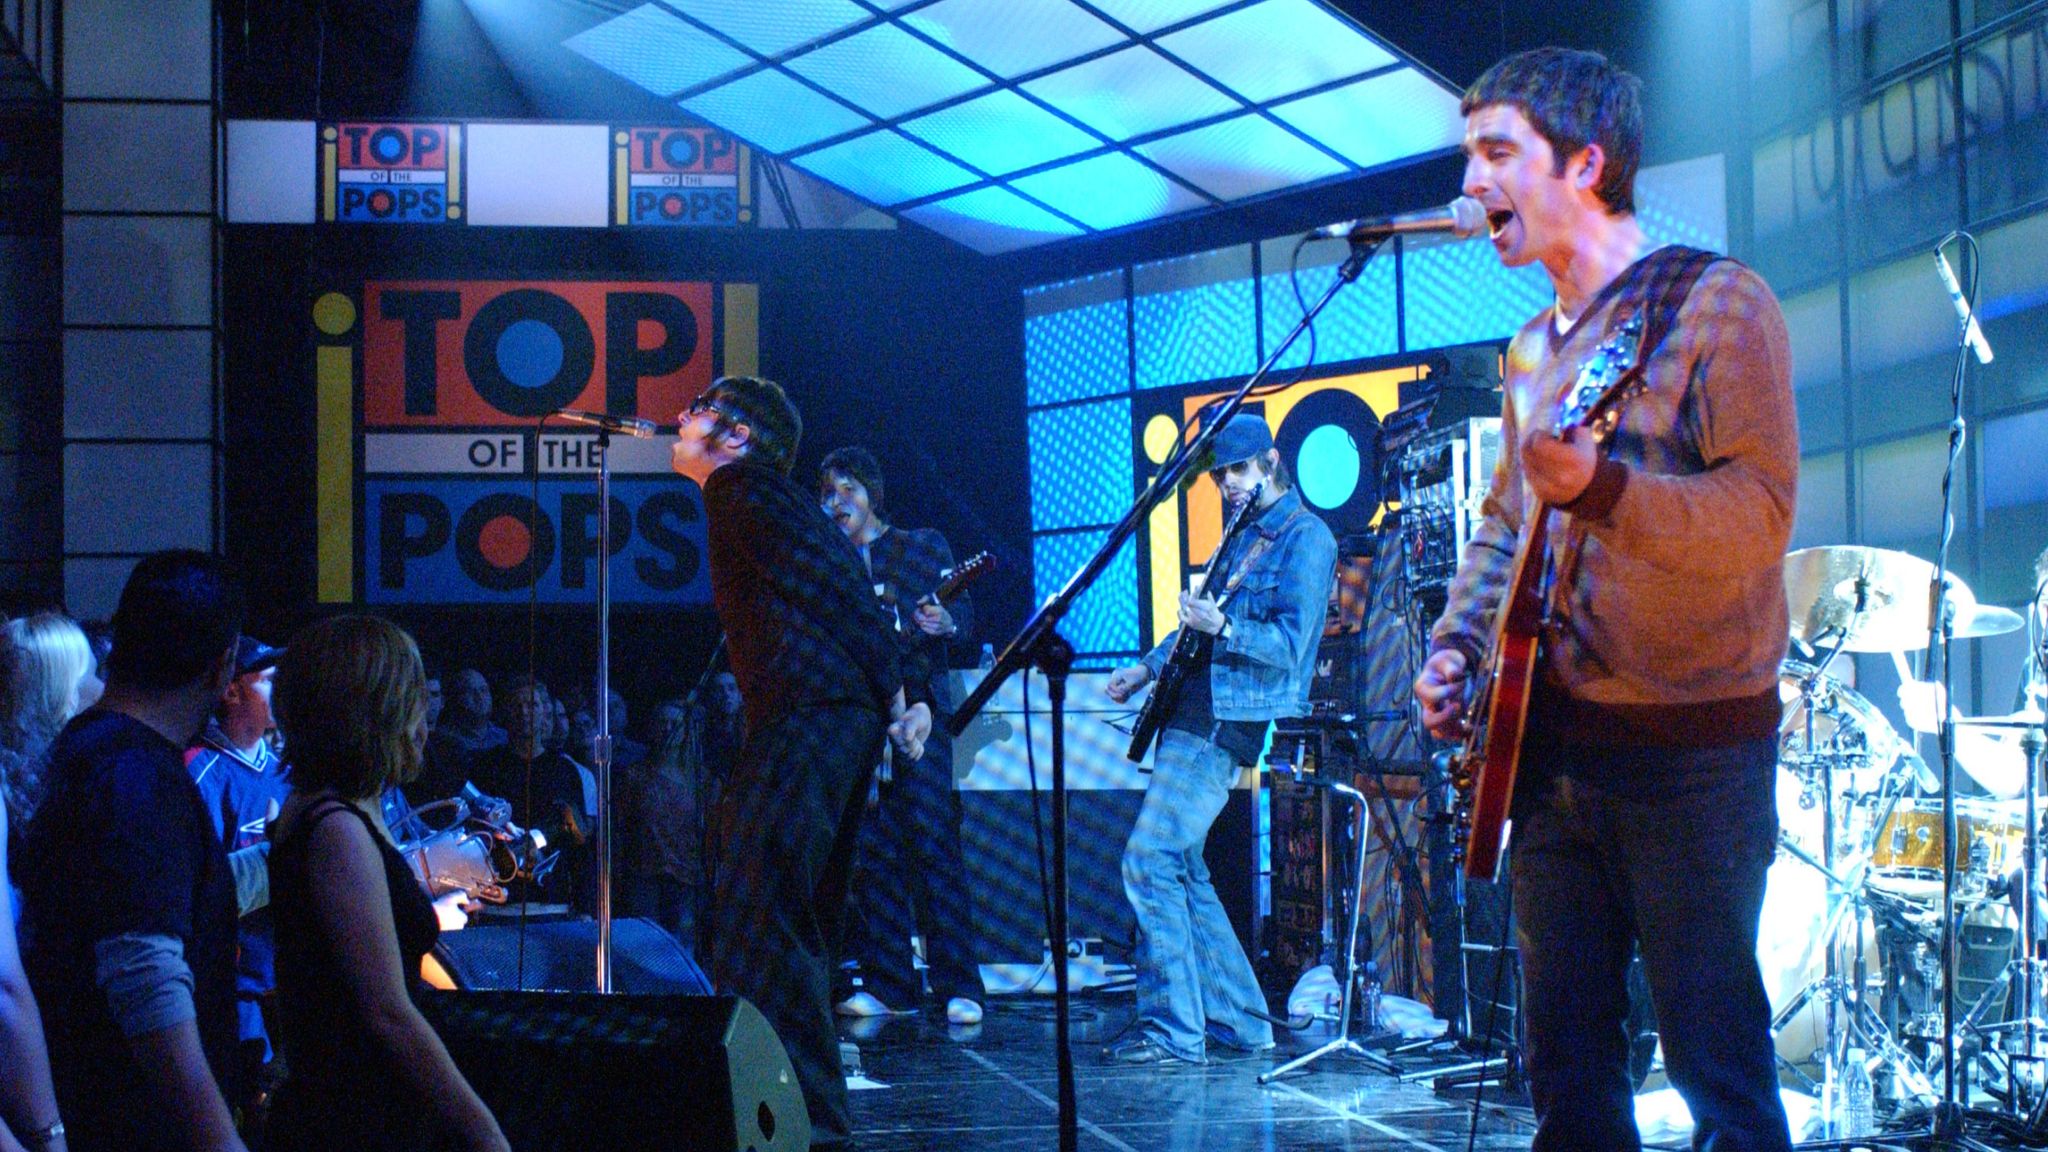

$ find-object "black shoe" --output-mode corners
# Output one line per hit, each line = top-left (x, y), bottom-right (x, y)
(1101, 1035), (1204, 1066)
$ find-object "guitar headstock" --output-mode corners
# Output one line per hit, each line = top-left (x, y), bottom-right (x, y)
(1554, 309), (1645, 438)
(934, 550), (995, 602)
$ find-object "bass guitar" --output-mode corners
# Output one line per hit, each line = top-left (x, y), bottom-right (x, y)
(1453, 312), (1647, 880)
(1125, 485), (1264, 762)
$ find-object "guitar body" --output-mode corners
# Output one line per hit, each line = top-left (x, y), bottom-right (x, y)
(1451, 308), (1652, 882)
(1457, 514), (1550, 881)
(1125, 486), (1265, 763)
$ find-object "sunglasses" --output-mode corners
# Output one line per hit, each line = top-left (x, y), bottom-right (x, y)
(685, 394), (723, 417)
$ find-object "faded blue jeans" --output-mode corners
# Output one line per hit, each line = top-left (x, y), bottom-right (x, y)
(1512, 735), (1793, 1152)
(1122, 729), (1274, 1062)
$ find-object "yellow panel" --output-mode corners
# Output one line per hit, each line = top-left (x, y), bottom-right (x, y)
(1147, 492), (1182, 648)
(614, 131), (630, 225)
(316, 345), (354, 603)
(445, 123), (462, 210)
(723, 283), (760, 377)
(321, 135), (337, 222)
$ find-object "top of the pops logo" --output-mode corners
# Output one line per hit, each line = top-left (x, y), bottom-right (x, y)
(323, 122), (462, 224)
(359, 280), (713, 428)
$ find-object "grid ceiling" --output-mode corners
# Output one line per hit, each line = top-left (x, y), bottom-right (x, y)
(567, 0), (1465, 253)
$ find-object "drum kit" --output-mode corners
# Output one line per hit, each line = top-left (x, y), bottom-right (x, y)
(1757, 544), (2047, 1138)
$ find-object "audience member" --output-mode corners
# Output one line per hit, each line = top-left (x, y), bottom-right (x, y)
(184, 636), (290, 1129)
(19, 551), (249, 1152)
(2, 751), (67, 1152)
(265, 615), (507, 1152)
(604, 690), (648, 770)
(1, 613), (102, 832)
(467, 676), (588, 908)
(615, 701), (705, 951)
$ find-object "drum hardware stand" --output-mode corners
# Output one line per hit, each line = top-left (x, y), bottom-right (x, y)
(1940, 721), (2048, 1124)
(1260, 767), (1400, 1082)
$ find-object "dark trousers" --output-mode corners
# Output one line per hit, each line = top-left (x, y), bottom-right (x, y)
(845, 730), (986, 1007)
(708, 704), (883, 1148)
(1510, 735), (1792, 1152)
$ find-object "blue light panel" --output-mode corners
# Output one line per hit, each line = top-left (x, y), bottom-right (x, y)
(791, 130), (978, 205)
(1155, 0), (1393, 103)
(1033, 529), (1140, 658)
(1022, 45), (1239, 139)
(1259, 238), (1399, 368)
(663, 0), (870, 58)
(902, 186), (1085, 253)
(1402, 235), (1553, 349)
(1269, 68), (1463, 170)
(901, 90), (1102, 176)
(1010, 152), (1208, 231)
(565, 4), (751, 96)
(1136, 113), (1348, 201)
(1084, 0), (1240, 34)
(904, 0), (1125, 78)
(1029, 398), (1135, 531)
(680, 68), (873, 153)
(1025, 270), (1130, 405)
(1133, 247), (1256, 389)
(786, 22), (991, 120)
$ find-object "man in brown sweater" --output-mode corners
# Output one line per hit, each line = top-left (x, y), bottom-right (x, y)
(1413, 49), (1797, 1151)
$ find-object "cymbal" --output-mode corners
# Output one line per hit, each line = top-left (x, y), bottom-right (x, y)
(1783, 546), (2005, 652)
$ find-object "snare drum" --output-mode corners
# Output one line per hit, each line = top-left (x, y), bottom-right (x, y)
(1867, 797), (2025, 898)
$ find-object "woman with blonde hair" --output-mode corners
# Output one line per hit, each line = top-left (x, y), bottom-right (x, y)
(0, 613), (102, 830)
(264, 615), (506, 1152)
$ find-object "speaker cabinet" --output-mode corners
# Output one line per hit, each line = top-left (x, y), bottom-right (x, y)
(419, 991), (807, 1152)
(427, 916), (712, 994)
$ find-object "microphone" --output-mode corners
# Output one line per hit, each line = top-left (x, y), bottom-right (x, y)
(553, 408), (659, 439)
(1314, 196), (1488, 242)
(1933, 247), (1993, 364)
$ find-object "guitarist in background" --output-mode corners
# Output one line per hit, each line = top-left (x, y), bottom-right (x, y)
(819, 447), (990, 1027)
(1412, 49), (1797, 1151)
(1104, 413), (1337, 1066)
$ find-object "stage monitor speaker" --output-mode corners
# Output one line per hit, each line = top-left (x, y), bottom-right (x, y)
(429, 916), (713, 994)
(420, 991), (807, 1152)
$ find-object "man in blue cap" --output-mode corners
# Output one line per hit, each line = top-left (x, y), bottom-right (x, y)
(1104, 412), (1338, 1065)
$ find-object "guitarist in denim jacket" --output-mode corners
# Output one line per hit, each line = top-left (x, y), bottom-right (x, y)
(1104, 413), (1337, 1066)
(1413, 49), (1797, 1152)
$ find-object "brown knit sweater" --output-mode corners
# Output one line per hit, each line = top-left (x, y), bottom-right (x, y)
(1430, 252), (1798, 747)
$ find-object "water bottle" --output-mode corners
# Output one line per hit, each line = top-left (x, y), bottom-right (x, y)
(978, 642), (996, 671)
(1840, 1046), (1874, 1137)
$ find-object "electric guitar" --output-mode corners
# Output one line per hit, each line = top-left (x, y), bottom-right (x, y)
(876, 550), (995, 633)
(1125, 485), (1264, 762)
(1454, 312), (1647, 880)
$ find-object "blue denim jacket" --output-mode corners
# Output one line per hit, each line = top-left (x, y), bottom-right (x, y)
(1141, 486), (1338, 722)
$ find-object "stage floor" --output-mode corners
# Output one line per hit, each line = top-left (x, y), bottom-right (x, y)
(841, 997), (1542, 1151)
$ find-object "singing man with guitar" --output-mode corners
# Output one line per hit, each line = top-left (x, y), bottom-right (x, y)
(818, 446), (991, 1028)
(1411, 49), (1797, 1151)
(1104, 413), (1337, 1066)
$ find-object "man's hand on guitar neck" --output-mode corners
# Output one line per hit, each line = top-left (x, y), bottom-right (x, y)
(1414, 648), (1471, 742)
(1522, 423), (1598, 506)
(1105, 664), (1153, 704)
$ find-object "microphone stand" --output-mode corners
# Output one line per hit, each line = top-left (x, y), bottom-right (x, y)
(1885, 233), (1998, 1151)
(594, 425), (616, 993)
(949, 234), (1389, 1152)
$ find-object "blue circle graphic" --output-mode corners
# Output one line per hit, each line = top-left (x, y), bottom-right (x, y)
(1296, 424), (1360, 510)
(495, 319), (565, 389)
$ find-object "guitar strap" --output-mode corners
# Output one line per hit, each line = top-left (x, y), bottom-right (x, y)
(1540, 246), (1724, 634)
(1217, 504), (1309, 597)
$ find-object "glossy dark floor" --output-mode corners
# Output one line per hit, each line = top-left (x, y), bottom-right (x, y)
(840, 997), (1540, 1151)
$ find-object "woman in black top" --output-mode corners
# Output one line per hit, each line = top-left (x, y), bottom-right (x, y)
(266, 616), (506, 1152)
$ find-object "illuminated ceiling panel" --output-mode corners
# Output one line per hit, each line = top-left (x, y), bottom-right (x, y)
(562, 0), (1464, 253)
(1137, 113), (1349, 200)
(792, 129), (979, 205)
(785, 23), (991, 119)
(901, 89), (1101, 175)
(660, 0), (869, 58)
